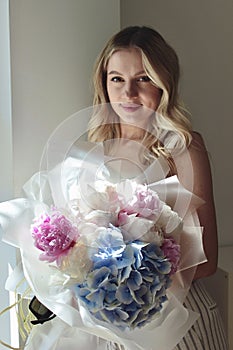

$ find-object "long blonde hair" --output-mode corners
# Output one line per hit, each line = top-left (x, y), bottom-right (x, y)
(88, 26), (192, 170)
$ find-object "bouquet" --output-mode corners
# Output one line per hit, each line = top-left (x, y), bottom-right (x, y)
(0, 141), (206, 350)
(30, 180), (181, 330)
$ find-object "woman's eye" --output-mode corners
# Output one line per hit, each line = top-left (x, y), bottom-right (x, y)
(137, 76), (151, 82)
(110, 76), (124, 82)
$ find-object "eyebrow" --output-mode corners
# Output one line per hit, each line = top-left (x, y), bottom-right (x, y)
(108, 70), (146, 76)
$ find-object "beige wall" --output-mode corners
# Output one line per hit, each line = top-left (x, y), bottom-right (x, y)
(121, 0), (233, 246)
(10, 0), (120, 195)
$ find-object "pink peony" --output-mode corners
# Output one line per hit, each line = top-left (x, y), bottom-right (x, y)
(31, 209), (79, 263)
(161, 237), (180, 275)
(117, 211), (129, 226)
(120, 185), (162, 219)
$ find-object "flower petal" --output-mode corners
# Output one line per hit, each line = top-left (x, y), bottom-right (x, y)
(116, 285), (133, 305)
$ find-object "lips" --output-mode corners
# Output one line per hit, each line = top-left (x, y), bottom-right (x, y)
(120, 103), (142, 112)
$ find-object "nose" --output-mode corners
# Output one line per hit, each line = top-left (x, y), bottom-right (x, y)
(124, 81), (138, 98)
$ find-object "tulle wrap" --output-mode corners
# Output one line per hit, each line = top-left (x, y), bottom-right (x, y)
(0, 141), (206, 350)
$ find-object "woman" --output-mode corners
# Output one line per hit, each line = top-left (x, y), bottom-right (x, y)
(88, 26), (228, 349)
(0, 26), (227, 350)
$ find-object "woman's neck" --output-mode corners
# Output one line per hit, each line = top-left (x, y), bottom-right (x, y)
(120, 124), (146, 140)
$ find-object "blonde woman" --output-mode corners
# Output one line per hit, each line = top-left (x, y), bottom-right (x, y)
(88, 26), (228, 350)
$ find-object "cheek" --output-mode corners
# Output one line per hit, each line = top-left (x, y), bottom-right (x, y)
(146, 89), (162, 110)
(107, 81), (124, 102)
(106, 83), (115, 102)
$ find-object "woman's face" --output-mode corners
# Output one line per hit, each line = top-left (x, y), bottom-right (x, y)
(106, 48), (161, 129)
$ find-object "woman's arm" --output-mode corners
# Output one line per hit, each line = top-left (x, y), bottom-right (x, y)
(174, 132), (218, 279)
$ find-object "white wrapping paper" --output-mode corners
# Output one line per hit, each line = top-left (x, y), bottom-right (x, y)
(0, 141), (206, 350)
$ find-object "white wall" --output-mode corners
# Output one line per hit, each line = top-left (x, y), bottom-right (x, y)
(121, 0), (233, 246)
(0, 0), (120, 347)
(10, 0), (120, 195)
(0, 0), (13, 201)
(0, 1), (16, 348)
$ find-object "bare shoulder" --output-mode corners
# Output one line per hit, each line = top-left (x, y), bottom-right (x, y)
(188, 131), (210, 167)
(189, 131), (207, 151)
(175, 131), (213, 200)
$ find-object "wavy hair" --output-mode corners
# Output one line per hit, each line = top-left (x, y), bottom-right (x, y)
(88, 26), (193, 169)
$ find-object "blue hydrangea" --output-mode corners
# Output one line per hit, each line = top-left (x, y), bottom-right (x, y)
(73, 229), (172, 330)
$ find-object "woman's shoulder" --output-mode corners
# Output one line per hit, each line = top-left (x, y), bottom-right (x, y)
(174, 130), (213, 197)
(189, 131), (206, 151)
(187, 131), (211, 175)
(176, 131), (209, 171)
